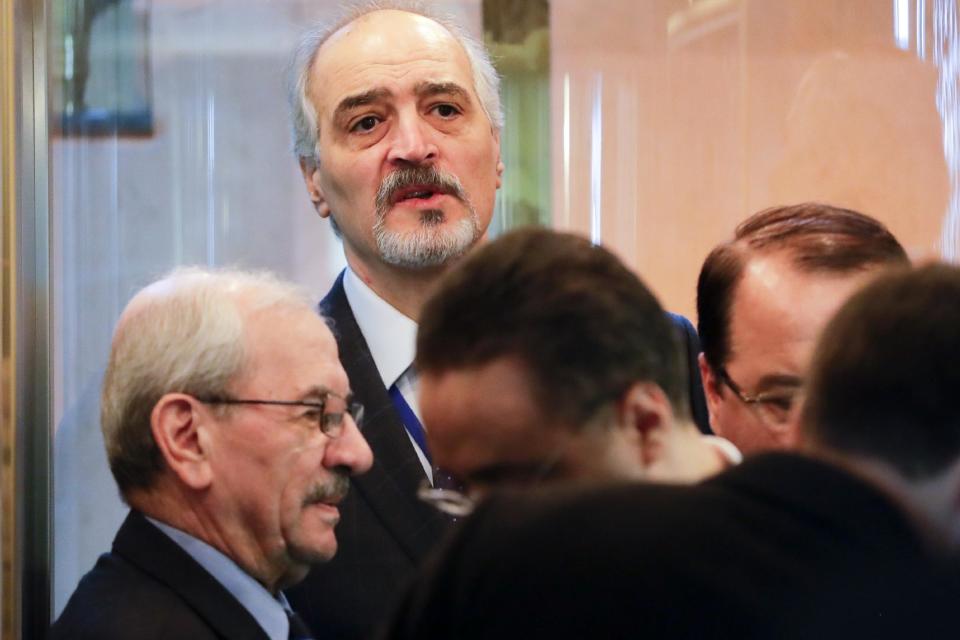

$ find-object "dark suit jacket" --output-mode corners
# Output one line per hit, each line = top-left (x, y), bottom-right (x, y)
(50, 511), (271, 640)
(384, 453), (956, 639)
(288, 273), (711, 638)
(667, 312), (711, 434)
(286, 272), (451, 639)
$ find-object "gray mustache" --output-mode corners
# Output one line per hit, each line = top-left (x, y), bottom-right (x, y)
(303, 472), (350, 506)
(375, 166), (468, 217)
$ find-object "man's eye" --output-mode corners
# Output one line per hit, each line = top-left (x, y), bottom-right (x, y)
(760, 396), (794, 415)
(432, 104), (459, 118)
(767, 397), (794, 411)
(351, 115), (380, 132)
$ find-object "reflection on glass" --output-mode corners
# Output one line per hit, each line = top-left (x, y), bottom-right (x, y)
(49, 0), (348, 615)
(919, 0), (928, 59)
(551, 0), (955, 318)
(48, 0), (547, 618)
(562, 72), (571, 227)
(590, 72), (603, 243)
(896, 0), (911, 50)
(934, 0), (960, 259)
(483, 0), (551, 233)
(46, 0), (960, 624)
(54, 0), (153, 136)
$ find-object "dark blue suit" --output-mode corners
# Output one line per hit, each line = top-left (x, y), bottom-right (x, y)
(667, 312), (711, 434)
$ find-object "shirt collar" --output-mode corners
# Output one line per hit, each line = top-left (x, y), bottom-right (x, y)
(147, 517), (290, 640)
(343, 266), (418, 387)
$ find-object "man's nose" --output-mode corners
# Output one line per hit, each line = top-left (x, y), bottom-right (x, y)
(387, 112), (438, 166)
(324, 415), (374, 475)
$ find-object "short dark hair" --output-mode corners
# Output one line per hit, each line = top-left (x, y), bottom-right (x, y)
(697, 202), (908, 372)
(800, 263), (960, 480)
(417, 227), (688, 427)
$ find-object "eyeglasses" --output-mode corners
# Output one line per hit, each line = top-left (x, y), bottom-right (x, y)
(717, 367), (799, 428)
(417, 482), (475, 517)
(197, 391), (363, 438)
(417, 434), (574, 518)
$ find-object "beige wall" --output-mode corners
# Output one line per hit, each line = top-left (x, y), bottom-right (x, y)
(551, 0), (953, 318)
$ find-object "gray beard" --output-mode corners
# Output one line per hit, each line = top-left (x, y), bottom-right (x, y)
(373, 207), (481, 268)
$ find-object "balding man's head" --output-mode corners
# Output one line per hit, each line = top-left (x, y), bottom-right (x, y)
(101, 268), (314, 495)
(696, 203), (908, 455)
(291, 2), (504, 283)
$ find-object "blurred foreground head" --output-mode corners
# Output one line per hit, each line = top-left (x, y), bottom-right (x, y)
(416, 227), (722, 504)
(800, 262), (960, 547)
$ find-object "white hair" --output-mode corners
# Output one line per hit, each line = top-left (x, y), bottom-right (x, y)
(288, 0), (504, 167)
(101, 267), (315, 496)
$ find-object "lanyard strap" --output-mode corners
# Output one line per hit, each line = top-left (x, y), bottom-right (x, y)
(388, 383), (432, 465)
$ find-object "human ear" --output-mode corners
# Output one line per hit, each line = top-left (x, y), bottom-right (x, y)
(491, 128), (504, 189)
(618, 382), (674, 469)
(299, 159), (331, 219)
(620, 382), (725, 482)
(150, 393), (214, 490)
(699, 353), (723, 435)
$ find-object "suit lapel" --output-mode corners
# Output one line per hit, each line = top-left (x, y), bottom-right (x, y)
(112, 511), (271, 640)
(320, 272), (448, 561)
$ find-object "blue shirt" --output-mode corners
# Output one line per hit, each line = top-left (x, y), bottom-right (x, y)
(148, 517), (292, 640)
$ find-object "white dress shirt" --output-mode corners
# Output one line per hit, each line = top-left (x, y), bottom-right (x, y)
(342, 267), (433, 482)
(703, 435), (744, 466)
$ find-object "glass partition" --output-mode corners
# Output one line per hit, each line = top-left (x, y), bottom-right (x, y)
(552, 0), (958, 316)
(33, 0), (959, 634)
(46, 0), (535, 617)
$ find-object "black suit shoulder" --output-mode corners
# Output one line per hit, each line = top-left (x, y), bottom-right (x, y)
(385, 454), (946, 640)
(51, 511), (269, 640)
(51, 553), (223, 640)
(666, 311), (710, 434)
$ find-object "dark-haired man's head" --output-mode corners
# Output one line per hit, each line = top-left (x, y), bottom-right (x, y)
(697, 203), (909, 456)
(799, 263), (960, 547)
(417, 228), (723, 499)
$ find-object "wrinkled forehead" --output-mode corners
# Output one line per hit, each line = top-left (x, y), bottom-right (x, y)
(309, 10), (477, 117)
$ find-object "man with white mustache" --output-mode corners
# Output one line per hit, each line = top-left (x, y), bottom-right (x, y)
(51, 268), (373, 639)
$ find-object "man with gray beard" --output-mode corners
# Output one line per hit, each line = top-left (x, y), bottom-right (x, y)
(284, 3), (504, 638)
(285, 3), (711, 637)
(371, 165), (483, 267)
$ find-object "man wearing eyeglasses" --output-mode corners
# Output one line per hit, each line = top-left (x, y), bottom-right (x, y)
(696, 202), (908, 455)
(51, 268), (373, 640)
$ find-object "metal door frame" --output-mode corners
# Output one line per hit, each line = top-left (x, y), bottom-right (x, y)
(1, 0), (52, 637)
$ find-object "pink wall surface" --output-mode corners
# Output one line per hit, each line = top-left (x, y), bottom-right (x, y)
(551, 0), (953, 317)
